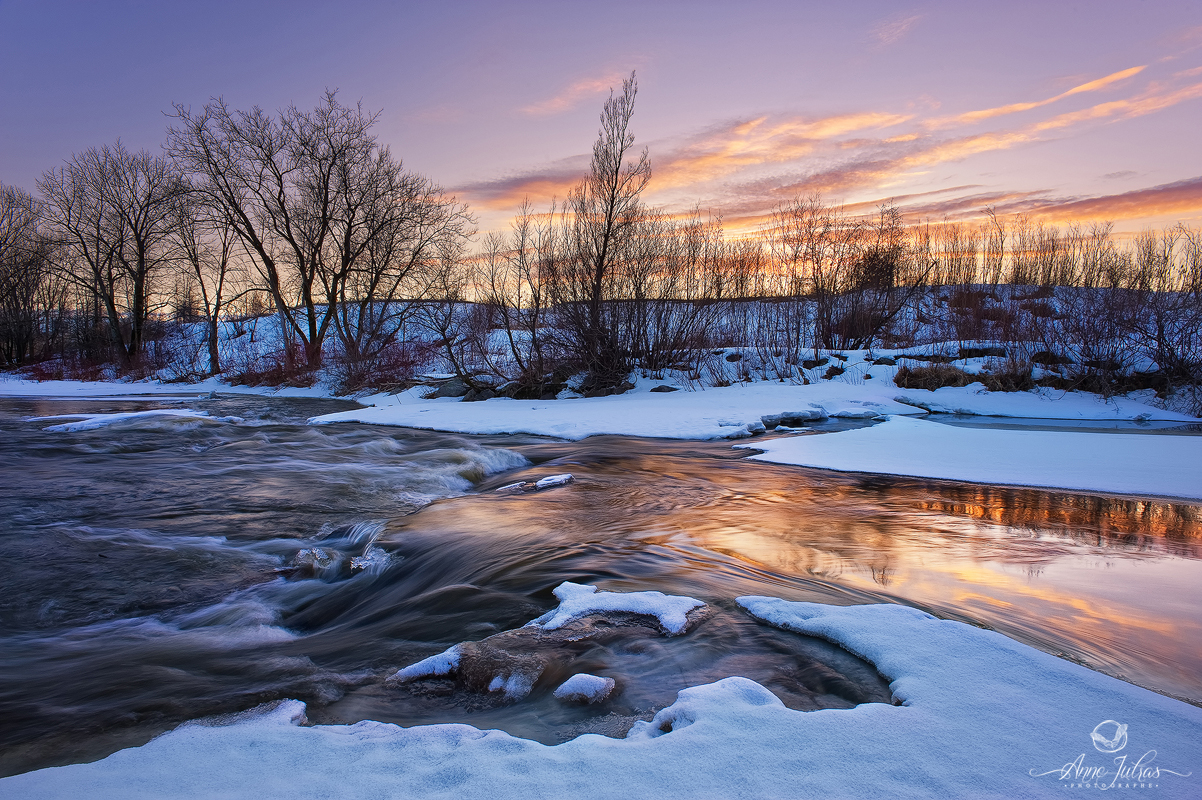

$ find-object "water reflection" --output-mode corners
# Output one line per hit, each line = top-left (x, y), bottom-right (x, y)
(467, 436), (1202, 703)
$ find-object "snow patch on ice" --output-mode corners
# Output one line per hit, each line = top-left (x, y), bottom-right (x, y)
(526, 582), (705, 636)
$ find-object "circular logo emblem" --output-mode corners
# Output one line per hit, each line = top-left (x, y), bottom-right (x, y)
(1090, 720), (1128, 753)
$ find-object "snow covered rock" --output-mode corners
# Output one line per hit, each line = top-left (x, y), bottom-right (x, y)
(534, 473), (574, 490)
(527, 582), (706, 636)
(553, 673), (616, 704)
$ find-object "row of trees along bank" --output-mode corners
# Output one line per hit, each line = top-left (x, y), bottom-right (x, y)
(1, 76), (1200, 402)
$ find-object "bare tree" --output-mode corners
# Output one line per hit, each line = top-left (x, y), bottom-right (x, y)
(38, 142), (184, 365)
(174, 194), (239, 375)
(0, 184), (58, 365)
(167, 91), (472, 372)
(546, 71), (651, 390)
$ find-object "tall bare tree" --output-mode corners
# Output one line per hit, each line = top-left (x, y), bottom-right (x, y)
(547, 71), (651, 389)
(39, 142), (184, 364)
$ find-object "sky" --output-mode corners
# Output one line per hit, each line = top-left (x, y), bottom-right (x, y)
(2, 0), (1201, 236)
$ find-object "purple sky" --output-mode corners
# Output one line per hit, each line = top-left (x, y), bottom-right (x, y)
(2, 0), (1200, 234)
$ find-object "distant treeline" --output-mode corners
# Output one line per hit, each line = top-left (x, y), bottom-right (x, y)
(2, 77), (1200, 402)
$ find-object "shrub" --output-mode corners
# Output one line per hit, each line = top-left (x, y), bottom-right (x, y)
(894, 364), (975, 390)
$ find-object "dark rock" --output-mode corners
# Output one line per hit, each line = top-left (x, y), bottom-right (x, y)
(725, 353), (743, 362)
(463, 387), (496, 402)
(872, 357), (896, 366)
(433, 377), (470, 398)
(650, 385), (679, 393)
(1032, 351), (1073, 366)
(958, 347), (1007, 359)
(822, 365), (845, 380)
(898, 353), (955, 363)
(1084, 359), (1122, 371)
(802, 357), (829, 370)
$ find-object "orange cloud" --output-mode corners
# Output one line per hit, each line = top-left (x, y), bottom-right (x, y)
(1032, 78), (1202, 131)
(927, 65), (1146, 128)
(1030, 177), (1202, 222)
(522, 73), (625, 116)
(649, 111), (912, 192)
(464, 62), (1202, 233)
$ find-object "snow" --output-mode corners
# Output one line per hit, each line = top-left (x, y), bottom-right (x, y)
(533, 473), (574, 489)
(738, 414), (1202, 500)
(390, 645), (461, 681)
(5, 599), (1199, 799)
(312, 377), (1194, 441)
(554, 673), (616, 704)
(33, 409), (220, 431)
(487, 673), (535, 700)
(525, 582), (706, 636)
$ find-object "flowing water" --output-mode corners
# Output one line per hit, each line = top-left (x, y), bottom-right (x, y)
(1, 395), (1200, 777)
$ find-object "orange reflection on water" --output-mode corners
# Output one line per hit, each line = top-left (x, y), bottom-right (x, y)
(409, 436), (1202, 702)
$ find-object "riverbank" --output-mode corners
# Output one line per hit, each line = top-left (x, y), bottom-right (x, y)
(6, 371), (1198, 501)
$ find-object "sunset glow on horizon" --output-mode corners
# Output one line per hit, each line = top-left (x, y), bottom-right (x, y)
(2, 0), (1200, 236)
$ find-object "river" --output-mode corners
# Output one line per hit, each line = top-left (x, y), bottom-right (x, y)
(1, 395), (1199, 777)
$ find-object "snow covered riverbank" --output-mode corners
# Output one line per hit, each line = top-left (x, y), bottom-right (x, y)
(740, 414), (1202, 501)
(4, 591), (1199, 799)
(7, 371), (1198, 500)
(311, 377), (1195, 439)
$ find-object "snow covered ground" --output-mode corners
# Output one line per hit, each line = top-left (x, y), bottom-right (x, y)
(5, 590), (1199, 799)
(312, 376), (1195, 440)
(740, 414), (1202, 501)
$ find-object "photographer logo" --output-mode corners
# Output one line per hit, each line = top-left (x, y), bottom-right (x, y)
(1029, 720), (1192, 791)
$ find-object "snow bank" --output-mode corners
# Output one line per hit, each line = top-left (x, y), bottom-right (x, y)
(554, 673), (616, 704)
(6, 599), (1199, 799)
(739, 414), (1202, 500)
(525, 582), (706, 636)
(311, 377), (1193, 440)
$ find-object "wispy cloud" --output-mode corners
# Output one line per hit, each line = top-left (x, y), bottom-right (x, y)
(871, 12), (923, 47)
(521, 72), (625, 116)
(1028, 176), (1202, 222)
(926, 65), (1146, 129)
(462, 60), (1202, 233)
